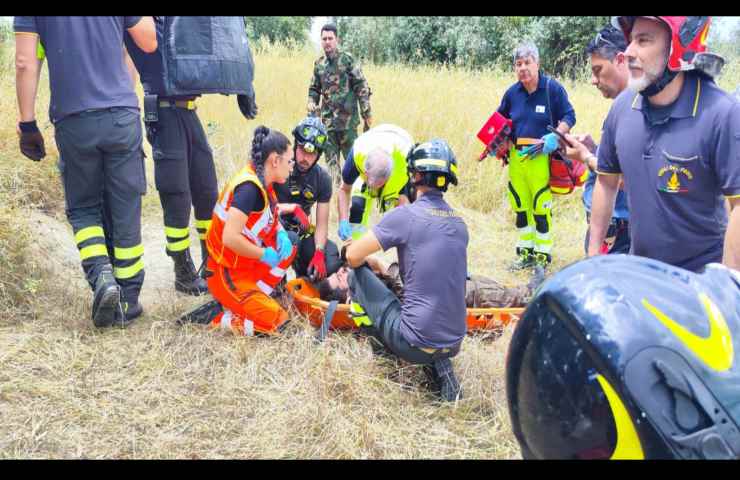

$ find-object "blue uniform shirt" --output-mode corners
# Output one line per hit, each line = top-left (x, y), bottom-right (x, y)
(582, 145), (630, 219)
(497, 73), (576, 145)
(598, 72), (740, 272)
(14, 16), (142, 123)
(372, 190), (469, 349)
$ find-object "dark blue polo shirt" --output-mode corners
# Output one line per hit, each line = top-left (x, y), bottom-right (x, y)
(372, 190), (469, 349)
(598, 71), (740, 272)
(497, 73), (576, 145)
(14, 16), (142, 123)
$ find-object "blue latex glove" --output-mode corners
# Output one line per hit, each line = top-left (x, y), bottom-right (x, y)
(276, 229), (293, 260)
(260, 247), (280, 268)
(338, 219), (353, 241)
(541, 132), (560, 154)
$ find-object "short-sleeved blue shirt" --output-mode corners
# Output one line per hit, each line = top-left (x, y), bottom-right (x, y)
(582, 145), (629, 219)
(372, 190), (469, 349)
(598, 71), (740, 272)
(14, 16), (142, 123)
(497, 73), (576, 145)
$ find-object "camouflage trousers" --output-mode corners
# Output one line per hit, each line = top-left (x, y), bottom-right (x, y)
(380, 265), (530, 309)
(324, 129), (358, 185)
(465, 275), (531, 308)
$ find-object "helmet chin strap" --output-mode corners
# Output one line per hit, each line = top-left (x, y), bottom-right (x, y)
(642, 64), (678, 97)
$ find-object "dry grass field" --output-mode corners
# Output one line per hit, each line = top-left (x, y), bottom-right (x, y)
(0, 40), (737, 459)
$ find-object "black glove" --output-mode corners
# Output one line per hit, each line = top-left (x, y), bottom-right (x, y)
(18, 121), (46, 161)
(237, 93), (258, 120)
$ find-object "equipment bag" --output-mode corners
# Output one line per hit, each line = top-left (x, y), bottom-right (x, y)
(545, 78), (587, 195)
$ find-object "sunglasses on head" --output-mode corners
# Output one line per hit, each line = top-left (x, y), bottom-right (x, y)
(594, 31), (619, 50)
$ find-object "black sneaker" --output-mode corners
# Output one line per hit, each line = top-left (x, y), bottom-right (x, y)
(113, 301), (143, 328)
(92, 264), (120, 328)
(426, 358), (462, 402)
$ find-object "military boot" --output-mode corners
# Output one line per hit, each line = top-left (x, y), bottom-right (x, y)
(177, 300), (223, 326)
(91, 264), (120, 328)
(169, 248), (208, 296)
(508, 247), (535, 271)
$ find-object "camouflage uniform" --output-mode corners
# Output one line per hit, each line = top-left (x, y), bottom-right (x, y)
(380, 264), (531, 308)
(307, 49), (372, 183)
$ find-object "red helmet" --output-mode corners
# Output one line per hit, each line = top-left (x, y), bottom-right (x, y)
(612, 16), (724, 77)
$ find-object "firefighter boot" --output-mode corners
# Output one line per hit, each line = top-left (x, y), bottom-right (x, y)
(177, 300), (223, 326)
(112, 299), (144, 328)
(199, 240), (209, 279)
(92, 264), (121, 328)
(169, 248), (209, 296)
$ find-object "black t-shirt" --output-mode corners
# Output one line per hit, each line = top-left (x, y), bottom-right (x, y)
(231, 182), (265, 214)
(274, 165), (332, 230)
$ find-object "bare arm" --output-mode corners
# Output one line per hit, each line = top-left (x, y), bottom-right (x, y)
(337, 182), (353, 222)
(15, 33), (42, 122)
(723, 197), (740, 271)
(587, 173), (621, 257)
(346, 230), (382, 268)
(123, 47), (138, 89)
(315, 201), (329, 250)
(223, 207), (266, 259)
(127, 16), (157, 53)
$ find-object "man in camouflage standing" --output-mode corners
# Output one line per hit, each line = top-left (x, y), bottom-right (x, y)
(308, 23), (373, 185)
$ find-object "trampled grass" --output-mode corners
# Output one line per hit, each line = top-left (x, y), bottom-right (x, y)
(0, 40), (737, 458)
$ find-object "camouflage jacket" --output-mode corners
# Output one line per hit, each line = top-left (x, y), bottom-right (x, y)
(308, 49), (372, 132)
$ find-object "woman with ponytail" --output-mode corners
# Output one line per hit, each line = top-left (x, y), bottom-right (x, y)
(179, 126), (297, 335)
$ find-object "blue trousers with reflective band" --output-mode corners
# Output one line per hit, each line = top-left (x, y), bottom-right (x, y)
(55, 108), (146, 302)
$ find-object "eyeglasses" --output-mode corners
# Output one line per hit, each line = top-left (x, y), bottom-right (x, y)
(594, 31), (620, 51)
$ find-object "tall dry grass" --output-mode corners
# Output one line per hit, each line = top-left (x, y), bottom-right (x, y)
(0, 39), (738, 459)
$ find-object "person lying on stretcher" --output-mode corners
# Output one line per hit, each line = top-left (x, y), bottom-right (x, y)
(314, 256), (544, 308)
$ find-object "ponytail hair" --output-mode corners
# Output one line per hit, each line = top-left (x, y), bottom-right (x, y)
(250, 125), (291, 209)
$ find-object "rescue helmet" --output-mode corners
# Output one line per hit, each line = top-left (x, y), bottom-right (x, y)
(406, 139), (459, 192)
(292, 116), (328, 158)
(612, 17), (724, 94)
(506, 254), (740, 459)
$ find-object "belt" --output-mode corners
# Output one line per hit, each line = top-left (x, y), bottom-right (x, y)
(419, 347), (452, 355)
(159, 99), (197, 110)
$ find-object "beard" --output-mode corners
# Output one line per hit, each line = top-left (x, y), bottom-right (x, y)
(627, 54), (668, 93)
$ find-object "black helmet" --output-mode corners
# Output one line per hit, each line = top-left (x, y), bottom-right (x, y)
(506, 254), (740, 459)
(292, 116), (328, 159)
(406, 139), (458, 192)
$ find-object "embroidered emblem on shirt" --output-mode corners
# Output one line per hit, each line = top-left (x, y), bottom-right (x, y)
(658, 164), (693, 193)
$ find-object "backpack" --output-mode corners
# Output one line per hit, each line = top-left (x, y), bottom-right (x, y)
(546, 77), (587, 195)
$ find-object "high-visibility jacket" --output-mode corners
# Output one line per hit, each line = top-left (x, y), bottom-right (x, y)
(352, 124), (413, 211)
(206, 165), (287, 296)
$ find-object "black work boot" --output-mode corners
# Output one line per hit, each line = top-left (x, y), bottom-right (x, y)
(177, 299), (223, 326)
(169, 248), (208, 296)
(92, 264), (120, 328)
(112, 300), (144, 328)
(424, 358), (462, 402)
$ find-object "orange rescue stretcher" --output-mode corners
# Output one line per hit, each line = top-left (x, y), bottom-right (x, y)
(287, 278), (525, 332)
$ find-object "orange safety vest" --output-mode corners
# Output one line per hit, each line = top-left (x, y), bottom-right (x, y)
(206, 165), (287, 296)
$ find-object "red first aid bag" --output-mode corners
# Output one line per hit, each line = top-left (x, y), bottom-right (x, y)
(549, 153), (589, 195)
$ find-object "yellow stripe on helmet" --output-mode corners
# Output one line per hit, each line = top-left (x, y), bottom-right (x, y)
(596, 374), (645, 460)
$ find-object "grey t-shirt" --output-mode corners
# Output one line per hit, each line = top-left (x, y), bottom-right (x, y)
(14, 16), (142, 123)
(373, 190), (469, 349)
(598, 72), (740, 272)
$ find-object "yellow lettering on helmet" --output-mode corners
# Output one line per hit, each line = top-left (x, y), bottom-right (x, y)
(437, 176), (446, 187)
(596, 375), (645, 460)
(642, 293), (733, 372)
